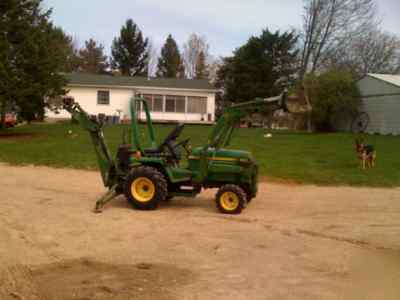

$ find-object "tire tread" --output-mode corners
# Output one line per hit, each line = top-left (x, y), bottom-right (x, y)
(216, 184), (246, 214)
(124, 166), (168, 210)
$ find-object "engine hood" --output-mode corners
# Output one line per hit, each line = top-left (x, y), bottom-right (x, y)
(190, 147), (254, 162)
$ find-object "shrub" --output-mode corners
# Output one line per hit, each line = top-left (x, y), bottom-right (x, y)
(305, 70), (360, 132)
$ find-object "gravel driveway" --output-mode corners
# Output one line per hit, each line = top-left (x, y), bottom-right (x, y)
(1, 163), (400, 299)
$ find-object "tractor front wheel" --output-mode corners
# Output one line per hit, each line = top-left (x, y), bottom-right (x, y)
(124, 166), (168, 210)
(216, 185), (246, 214)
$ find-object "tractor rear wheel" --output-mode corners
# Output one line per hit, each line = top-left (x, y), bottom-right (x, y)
(216, 184), (246, 214)
(124, 166), (168, 210)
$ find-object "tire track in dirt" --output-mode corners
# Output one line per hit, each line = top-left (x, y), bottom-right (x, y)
(211, 214), (400, 252)
(0, 219), (44, 300)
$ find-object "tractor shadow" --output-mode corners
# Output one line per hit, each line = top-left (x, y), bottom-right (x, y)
(159, 196), (217, 213)
(106, 195), (216, 214)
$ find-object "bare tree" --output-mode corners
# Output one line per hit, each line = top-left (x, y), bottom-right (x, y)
(299, 0), (378, 79)
(183, 33), (209, 79)
(324, 27), (400, 78)
(146, 38), (159, 77)
(207, 55), (223, 85)
(396, 50), (400, 74)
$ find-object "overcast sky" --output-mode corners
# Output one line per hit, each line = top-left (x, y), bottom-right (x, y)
(44, 0), (400, 57)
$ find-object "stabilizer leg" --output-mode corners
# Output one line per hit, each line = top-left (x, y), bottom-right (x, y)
(94, 185), (119, 213)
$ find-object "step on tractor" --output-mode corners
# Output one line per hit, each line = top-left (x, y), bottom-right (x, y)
(63, 93), (288, 214)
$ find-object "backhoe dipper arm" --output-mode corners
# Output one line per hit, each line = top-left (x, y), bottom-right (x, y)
(63, 98), (116, 188)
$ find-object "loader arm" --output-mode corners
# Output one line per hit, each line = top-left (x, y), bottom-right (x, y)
(63, 98), (116, 188)
(196, 93), (288, 181)
(209, 93), (288, 149)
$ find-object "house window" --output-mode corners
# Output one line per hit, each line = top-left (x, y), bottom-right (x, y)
(165, 96), (175, 112)
(165, 95), (185, 113)
(187, 96), (207, 114)
(176, 96), (185, 112)
(97, 91), (110, 105)
(140, 94), (164, 112)
(142, 94), (153, 111)
(153, 95), (163, 112)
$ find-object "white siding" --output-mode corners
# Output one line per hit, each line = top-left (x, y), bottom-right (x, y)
(362, 96), (400, 135)
(357, 76), (400, 135)
(358, 75), (400, 96)
(46, 86), (133, 119)
(47, 85), (216, 123)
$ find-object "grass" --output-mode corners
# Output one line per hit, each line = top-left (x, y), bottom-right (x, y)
(1, 122), (399, 187)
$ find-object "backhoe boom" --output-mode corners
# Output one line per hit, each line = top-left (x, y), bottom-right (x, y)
(63, 98), (116, 188)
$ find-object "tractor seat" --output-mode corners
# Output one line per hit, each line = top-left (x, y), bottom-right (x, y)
(143, 123), (185, 160)
(118, 145), (163, 161)
(119, 124), (185, 161)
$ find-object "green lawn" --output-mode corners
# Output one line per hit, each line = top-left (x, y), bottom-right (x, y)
(1, 122), (399, 186)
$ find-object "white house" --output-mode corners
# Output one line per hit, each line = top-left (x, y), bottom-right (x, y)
(47, 73), (217, 123)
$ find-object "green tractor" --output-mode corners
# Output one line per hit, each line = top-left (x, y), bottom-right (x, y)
(63, 93), (287, 214)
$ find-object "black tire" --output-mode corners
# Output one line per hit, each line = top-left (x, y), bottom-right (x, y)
(246, 194), (254, 203)
(241, 186), (254, 203)
(165, 195), (174, 201)
(216, 184), (246, 214)
(124, 166), (168, 210)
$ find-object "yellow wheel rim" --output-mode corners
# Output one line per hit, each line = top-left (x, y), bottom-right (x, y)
(220, 192), (240, 211)
(131, 177), (155, 202)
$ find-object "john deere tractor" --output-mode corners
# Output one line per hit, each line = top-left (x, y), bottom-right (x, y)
(63, 93), (287, 214)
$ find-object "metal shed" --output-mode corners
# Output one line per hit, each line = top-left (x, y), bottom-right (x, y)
(357, 74), (400, 135)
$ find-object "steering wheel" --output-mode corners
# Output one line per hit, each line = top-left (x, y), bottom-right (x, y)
(159, 124), (187, 161)
(173, 138), (191, 155)
(162, 123), (185, 144)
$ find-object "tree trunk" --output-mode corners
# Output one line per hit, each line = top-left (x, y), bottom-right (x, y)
(300, 0), (320, 80)
(306, 113), (312, 133)
(310, 1), (336, 74)
(0, 99), (6, 129)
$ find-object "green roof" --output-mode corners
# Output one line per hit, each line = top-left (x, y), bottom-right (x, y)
(64, 73), (216, 91)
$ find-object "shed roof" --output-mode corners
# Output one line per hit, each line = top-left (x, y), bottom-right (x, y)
(368, 74), (400, 88)
(64, 73), (216, 91)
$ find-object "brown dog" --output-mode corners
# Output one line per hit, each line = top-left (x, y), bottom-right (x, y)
(355, 138), (376, 169)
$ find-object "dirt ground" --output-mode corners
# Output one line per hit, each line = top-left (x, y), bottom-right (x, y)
(1, 163), (400, 300)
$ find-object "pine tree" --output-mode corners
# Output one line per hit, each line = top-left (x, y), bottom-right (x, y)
(219, 29), (299, 102)
(195, 51), (208, 79)
(111, 19), (149, 76)
(79, 39), (109, 74)
(0, 0), (68, 127)
(157, 35), (185, 78)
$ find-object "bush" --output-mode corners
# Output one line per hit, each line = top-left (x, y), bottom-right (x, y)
(305, 70), (360, 132)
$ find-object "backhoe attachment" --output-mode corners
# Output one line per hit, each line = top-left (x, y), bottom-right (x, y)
(63, 98), (120, 212)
